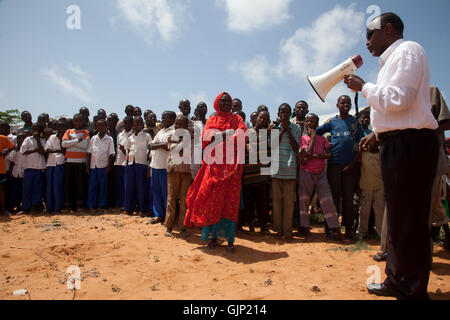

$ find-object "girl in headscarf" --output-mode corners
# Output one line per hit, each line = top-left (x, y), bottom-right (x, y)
(184, 92), (247, 251)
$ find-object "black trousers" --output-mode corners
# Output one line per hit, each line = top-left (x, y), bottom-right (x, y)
(64, 162), (88, 210)
(380, 129), (439, 299)
(240, 182), (270, 229)
(327, 163), (360, 229)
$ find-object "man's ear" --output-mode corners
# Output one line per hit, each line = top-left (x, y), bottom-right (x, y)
(384, 23), (394, 35)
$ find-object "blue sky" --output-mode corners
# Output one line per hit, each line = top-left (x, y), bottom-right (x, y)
(0, 0), (449, 123)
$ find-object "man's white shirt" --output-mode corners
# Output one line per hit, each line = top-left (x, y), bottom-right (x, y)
(362, 39), (438, 133)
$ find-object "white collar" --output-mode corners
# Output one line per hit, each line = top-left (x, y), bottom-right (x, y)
(379, 38), (405, 68)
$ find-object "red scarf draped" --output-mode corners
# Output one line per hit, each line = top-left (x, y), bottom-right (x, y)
(184, 92), (247, 228)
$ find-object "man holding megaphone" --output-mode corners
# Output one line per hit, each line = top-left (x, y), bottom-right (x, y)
(344, 12), (439, 300)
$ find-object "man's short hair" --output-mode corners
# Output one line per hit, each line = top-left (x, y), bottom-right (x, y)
(377, 12), (404, 34)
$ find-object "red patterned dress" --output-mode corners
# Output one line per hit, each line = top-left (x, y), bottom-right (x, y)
(184, 92), (247, 242)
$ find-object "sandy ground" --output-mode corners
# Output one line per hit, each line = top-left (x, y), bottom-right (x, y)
(0, 211), (449, 300)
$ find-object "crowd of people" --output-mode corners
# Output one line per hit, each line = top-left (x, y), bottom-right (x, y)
(0, 10), (449, 301)
(1, 90), (449, 252)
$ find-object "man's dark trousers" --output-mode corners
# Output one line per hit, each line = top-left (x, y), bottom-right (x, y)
(380, 129), (439, 299)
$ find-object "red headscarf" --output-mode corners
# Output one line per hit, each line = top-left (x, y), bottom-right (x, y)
(201, 92), (247, 181)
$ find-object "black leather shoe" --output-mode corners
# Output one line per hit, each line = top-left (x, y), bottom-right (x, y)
(373, 252), (387, 262)
(367, 283), (398, 297)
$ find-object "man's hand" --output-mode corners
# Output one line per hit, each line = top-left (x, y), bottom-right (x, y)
(86, 166), (90, 175)
(344, 75), (366, 92)
(105, 166), (110, 175)
(359, 132), (377, 152)
(119, 145), (126, 154)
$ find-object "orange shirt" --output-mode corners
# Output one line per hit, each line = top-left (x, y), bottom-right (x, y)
(0, 135), (15, 174)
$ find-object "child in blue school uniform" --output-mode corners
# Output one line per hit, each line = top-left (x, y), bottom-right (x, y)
(19, 123), (46, 214)
(123, 117), (152, 216)
(149, 111), (176, 224)
(45, 120), (66, 213)
(86, 119), (115, 213)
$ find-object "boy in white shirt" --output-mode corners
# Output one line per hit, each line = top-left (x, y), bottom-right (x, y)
(45, 120), (66, 213)
(124, 117), (152, 216)
(114, 116), (133, 209)
(150, 111), (176, 224)
(6, 131), (26, 213)
(19, 124), (46, 214)
(86, 119), (115, 213)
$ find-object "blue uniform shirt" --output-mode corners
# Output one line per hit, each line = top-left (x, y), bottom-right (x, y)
(316, 115), (363, 165)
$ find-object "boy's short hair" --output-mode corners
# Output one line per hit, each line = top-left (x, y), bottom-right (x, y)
(33, 123), (45, 132)
(164, 111), (177, 120)
(123, 116), (133, 123)
(0, 121), (10, 129)
(73, 113), (83, 120)
(306, 113), (319, 123)
(278, 103), (291, 113)
(359, 109), (370, 117)
(96, 119), (107, 126)
(176, 114), (189, 124)
(257, 105), (269, 113)
(234, 111), (246, 122)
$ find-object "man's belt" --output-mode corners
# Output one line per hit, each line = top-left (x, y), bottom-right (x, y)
(377, 128), (438, 141)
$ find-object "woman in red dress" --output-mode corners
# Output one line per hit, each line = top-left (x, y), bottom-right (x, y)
(184, 92), (247, 251)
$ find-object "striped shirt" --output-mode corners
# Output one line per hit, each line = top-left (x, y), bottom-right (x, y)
(62, 129), (90, 163)
(271, 123), (302, 180)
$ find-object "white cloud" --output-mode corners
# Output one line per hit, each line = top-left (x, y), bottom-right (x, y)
(230, 55), (273, 90)
(41, 64), (93, 103)
(233, 5), (365, 113)
(223, 0), (292, 32)
(114, 0), (189, 44)
(276, 4), (364, 78)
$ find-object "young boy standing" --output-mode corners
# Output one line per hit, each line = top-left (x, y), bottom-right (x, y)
(165, 114), (192, 237)
(298, 114), (343, 241)
(316, 95), (363, 241)
(241, 111), (272, 234)
(62, 114), (90, 212)
(86, 119), (115, 213)
(271, 103), (302, 240)
(45, 120), (66, 213)
(114, 116), (133, 209)
(150, 111), (176, 224)
(124, 117), (152, 216)
(20, 124), (46, 214)
(6, 132), (26, 213)
(356, 110), (385, 240)
(0, 122), (15, 216)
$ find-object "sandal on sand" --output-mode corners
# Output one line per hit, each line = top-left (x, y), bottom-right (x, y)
(207, 239), (218, 249)
(226, 244), (236, 252)
(151, 217), (163, 224)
